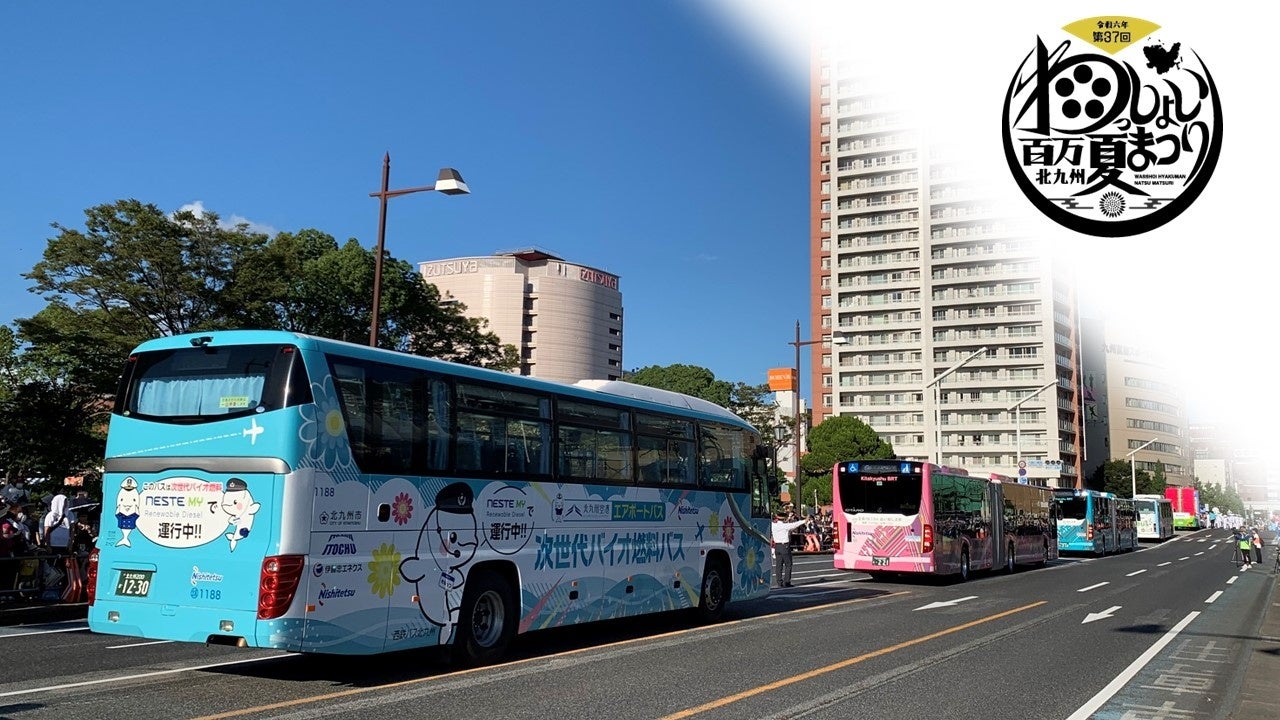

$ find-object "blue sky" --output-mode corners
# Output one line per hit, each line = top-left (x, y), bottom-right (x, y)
(0, 1), (808, 386)
(2, 1), (1275, 440)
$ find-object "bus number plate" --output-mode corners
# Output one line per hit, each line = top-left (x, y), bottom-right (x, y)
(871, 556), (890, 567)
(116, 570), (154, 597)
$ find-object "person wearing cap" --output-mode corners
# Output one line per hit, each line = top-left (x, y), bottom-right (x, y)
(399, 482), (480, 645)
(114, 477), (141, 548)
(219, 478), (261, 553)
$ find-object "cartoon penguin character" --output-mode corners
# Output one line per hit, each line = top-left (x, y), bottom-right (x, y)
(399, 482), (479, 645)
(219, 478), (260, 552)
(114, 477), (141, 548)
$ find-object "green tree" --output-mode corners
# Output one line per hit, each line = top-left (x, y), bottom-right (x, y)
(0, 379), (106, 483)
(625, 364), (733, 406)
(1196, 480), (1244, 517)
(798, 415), (894, 508)
(22, 201), (517, 372)
(1093, 459), (1155, 498)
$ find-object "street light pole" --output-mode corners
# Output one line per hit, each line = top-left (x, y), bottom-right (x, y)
(925, 346), (988, 466)
(1127, 437), (1159, 499)
(368, 153), (470, 347)
(786, 320), (847, 515)
(1006, 379), (1059, 469)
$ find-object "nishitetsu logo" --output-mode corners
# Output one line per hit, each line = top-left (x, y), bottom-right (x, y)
(1001, 16), (1222, 237)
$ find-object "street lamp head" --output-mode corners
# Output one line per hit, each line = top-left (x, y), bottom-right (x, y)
(434, 168), (470, 195)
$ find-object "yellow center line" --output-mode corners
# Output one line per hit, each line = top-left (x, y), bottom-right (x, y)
(189, 590), (912, 720)
(661, 600), (1049, 720)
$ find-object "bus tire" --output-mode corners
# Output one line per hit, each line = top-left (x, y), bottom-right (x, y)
(958, 548), (970, 582)
(695, 556), (730, 623)
(1005, 543), (1016, 574)
(1037, 541), (1049, 567)
(456, 569), (516, 666)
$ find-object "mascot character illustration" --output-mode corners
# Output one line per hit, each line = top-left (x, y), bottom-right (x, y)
(399, 482), (479, 645)
(219, 477), (260, 552)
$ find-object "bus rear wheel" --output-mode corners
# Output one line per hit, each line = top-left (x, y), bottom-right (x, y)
(695, 557), (730, 623)
(1004, 543), (1016, 574)
(456, 569), (516, 666)
(958, 548), (971, 582)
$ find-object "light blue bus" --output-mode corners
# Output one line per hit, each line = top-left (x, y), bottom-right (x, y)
(1053, 489), (1136, 555)
(87, 331), (774, 663)
(1133, 494), (1175, 542)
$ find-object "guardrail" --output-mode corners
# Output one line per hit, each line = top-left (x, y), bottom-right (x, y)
(0, 549), (89, 605)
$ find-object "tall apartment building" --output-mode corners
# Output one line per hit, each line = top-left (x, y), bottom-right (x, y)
(809, 48), (1083, 487)
(418, 249), (624, 384)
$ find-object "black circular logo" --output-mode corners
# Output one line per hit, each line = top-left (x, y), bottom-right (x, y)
(1002, 17), (1222, 237)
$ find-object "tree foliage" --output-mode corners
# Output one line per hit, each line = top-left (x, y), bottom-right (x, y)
(2, 199), (520, 481)
(1196, 480), (1244, 517)
(1093, 459), (1161, 498)
(797, 415), (894, 508)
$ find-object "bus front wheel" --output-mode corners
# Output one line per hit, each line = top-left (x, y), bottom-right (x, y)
(456, 569), (517, 666)
(958, 548), (971, 582)
(1004, 543), (1016, 574)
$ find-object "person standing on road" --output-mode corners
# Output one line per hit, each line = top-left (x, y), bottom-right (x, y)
(1236, 528), (1253, 570)
(1251, 527), (1264, 564)
(771, 513), (806, 588)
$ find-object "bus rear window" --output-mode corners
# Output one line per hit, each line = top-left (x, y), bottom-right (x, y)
(1056, 497), (1088, 520)
(116, 344), (311, 423)
(837, 473), (923, 516)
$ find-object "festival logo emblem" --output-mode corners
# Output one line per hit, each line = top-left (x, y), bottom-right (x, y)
(1001, 17), (1222, 237)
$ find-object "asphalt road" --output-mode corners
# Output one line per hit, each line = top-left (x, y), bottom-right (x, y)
(0, 528), (1273, 720)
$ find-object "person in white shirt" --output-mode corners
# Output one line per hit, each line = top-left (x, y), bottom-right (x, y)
(771, 513), (807, 588)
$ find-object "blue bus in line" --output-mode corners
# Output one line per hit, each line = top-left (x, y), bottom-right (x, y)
(1133, 494), (1176, 541)
(87, 331), (774, 663)
(1052, 489), (1138, 555)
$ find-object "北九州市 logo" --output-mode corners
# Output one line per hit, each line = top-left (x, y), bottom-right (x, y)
(1001, 16), (1222, 237)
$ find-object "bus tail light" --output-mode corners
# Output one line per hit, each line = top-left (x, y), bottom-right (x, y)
(258, 555), (306, 620)
(1086, 524), (1094, 541)
(85, 548), (100, 606)
(922, 524), (934, 554)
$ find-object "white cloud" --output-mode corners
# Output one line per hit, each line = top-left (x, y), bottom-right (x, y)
(175, 200), (278, 236)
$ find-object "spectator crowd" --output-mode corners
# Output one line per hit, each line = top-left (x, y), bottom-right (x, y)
(0, 479), (99, 602)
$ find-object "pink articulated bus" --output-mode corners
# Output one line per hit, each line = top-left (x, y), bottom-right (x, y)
(832, 461), (1056, 581)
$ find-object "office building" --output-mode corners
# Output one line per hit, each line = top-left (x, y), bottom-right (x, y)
(418, 249), (624, 383)
(1098, 335), (1192, 487)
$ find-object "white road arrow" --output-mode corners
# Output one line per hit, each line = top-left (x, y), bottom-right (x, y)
(914, 596), (978, 611)
(1082, 605), (1122, 624)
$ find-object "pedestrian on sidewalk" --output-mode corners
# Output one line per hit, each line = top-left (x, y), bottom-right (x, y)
(1252, 527), (1265, 564)
(771, 513), (806, 588)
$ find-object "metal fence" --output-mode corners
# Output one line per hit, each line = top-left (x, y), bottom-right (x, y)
(0, 550), (89, 604)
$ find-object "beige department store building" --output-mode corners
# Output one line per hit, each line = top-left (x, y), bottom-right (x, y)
(418, 249), (624, 383)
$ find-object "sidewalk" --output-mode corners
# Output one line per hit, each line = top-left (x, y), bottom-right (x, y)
(1227, 563), (1280, 719)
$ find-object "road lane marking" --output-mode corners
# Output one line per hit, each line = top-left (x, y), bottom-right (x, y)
(1082, 606), (1122, 624)
(914, 595), (978, 611)
(0, 625), (87, 639)
(105, 640), (175, 649)
(1158, 562), (1172, 567)
(1126, 569), (1147, 577)
(1195, 552), (1204, 556)
(0, 653), (293, 698)
(188, 591), (915, 720)
(1179, 557), (1191, 561)
(1077, 582), (1109, 593)
(1205, 591), (1223, 603)
(1228, 576), (1239, 585)
(1065, 611), (1200, 720)
(661, 601), (1048, 720)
